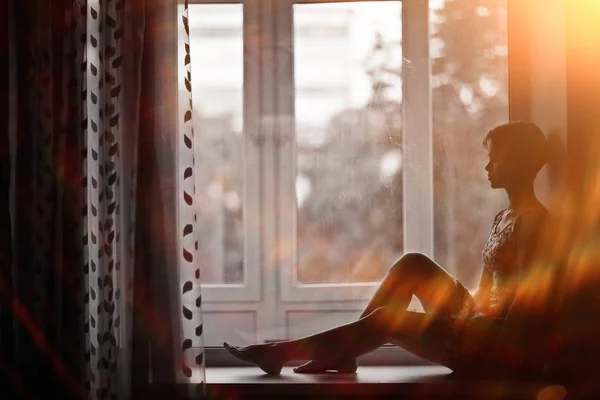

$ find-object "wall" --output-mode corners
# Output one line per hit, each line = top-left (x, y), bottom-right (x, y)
(509, 0), (600, 209)
(565, 0), (600, 202)
(508, 0), (568, 207)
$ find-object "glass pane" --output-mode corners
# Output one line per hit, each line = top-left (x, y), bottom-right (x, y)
(189, 4), (244, 284)
(431, 0), (508, 290)
(294, 2), (403, 284)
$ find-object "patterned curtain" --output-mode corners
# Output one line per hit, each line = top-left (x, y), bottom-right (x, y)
(1, 0), (205, 398)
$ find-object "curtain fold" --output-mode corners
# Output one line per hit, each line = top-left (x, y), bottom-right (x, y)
(178, 0), (206, 395)
(0, 0), (15, 395)
(2, 0), (205, 398)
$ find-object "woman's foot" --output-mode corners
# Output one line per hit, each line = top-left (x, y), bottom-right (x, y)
(293, 358), (358, 374)
(223, 342), (285, 375)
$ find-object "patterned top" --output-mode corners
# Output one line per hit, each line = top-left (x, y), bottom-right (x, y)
(479, 208), (545, 317)
(443, 207), (546, 370)
(480, 209), (520, 316)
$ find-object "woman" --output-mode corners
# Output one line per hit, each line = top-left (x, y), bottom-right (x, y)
(224, 121), (550, 377)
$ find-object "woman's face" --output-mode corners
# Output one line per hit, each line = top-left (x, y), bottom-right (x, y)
(484, 140), (518, 189)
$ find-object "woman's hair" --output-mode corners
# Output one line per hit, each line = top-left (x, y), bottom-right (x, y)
(482, 121), (548, 176)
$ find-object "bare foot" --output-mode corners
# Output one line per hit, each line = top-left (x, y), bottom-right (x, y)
(223, 342), (284, 375)
(293, 358), (358, 374)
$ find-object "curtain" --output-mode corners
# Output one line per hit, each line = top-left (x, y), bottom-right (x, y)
(1, 0), (205, 398)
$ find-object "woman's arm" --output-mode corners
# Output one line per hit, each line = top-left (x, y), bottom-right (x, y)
(497, 211), (551, 372)
(468, 213), (548, 376)
(459, 212), (548, 376)
(505, 210), (547, 320)
(471, 264), (493, 305)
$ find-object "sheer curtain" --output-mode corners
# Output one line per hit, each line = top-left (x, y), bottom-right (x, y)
(1, 0), (205, 398)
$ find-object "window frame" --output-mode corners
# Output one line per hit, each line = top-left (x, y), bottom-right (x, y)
(277, 0), (433, 304)
(186, 0), (261, 303)
(185, 0), (448, 365)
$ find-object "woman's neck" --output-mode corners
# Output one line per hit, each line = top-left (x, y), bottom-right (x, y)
(505, 180), (539, 211)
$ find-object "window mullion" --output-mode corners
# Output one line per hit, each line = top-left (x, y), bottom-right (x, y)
(253, 0), (285, 343)
(274, 0), (297, 300)
(402, 0), (434, 256)
(240, 0), (262, 302)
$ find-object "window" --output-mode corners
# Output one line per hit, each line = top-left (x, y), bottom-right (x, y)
(293, 1), (403, 287)
(185, 0), (508, 350)
(189, 3), (245, 287)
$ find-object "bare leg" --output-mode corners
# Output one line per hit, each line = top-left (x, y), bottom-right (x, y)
(361, 252), (465, 317)
(224, 305), (456, 375)
(294, 252), (468, 373)
(225, 308), (387, 375)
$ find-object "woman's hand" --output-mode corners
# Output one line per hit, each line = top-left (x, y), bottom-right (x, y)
(472, 266), (493, 307)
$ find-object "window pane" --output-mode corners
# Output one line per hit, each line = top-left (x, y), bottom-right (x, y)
(294, 2), (403, 284)
(431, 0), (508, 290)
(189, 4), (244, 284)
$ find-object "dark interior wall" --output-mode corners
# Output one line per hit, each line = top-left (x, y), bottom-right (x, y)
(506, 2), (600, 380)
(565, 1), (600, 199)
(507, 0), (534, 122)
(507, 0), (568, 205)
(507, 0), (600, 205)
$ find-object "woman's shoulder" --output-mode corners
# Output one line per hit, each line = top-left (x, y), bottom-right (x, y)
(498, 204), (548, 227)
(513, 205), (549, 241)
(516, 205), (548, 226)
(525, 204), (548, 217)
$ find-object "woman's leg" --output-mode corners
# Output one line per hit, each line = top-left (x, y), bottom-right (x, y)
(224, 252), (472, 374)
(294, 252), (470, 373)
(224, 306), (457, 375)
(361, 252), (468, 317)
(225, 307), (388, 375)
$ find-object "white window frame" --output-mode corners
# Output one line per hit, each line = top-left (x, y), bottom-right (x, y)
(187, 0), (261, 303)
(278, 0), (432, 304)
(188, 0), (432, 347)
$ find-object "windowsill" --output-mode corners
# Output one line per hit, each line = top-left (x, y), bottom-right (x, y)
(197, 347), (564, 399)
(204, 345), (436, 368)
(206, 365), (450, 385)
(203, 365), (549, 399)
(141, 365), (584, 399)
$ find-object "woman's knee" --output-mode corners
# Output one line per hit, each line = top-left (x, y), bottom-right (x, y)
(366, 307), (427, 337)
(388, 252), (431, 276)
(365, 306), (393, 329)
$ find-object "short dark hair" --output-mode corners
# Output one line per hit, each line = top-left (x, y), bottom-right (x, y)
(483, 121), (548, 176)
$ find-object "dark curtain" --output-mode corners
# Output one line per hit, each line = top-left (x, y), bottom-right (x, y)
(0, 0), (203, 398)
(0, 0), (15, 395)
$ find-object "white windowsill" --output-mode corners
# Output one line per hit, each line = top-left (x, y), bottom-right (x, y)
(204, 345), (436, 368)
(206, 365), (451, 384)
(204, 365), (551, 400)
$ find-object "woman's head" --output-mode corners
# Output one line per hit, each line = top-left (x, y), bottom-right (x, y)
(483, 122), (547, 189)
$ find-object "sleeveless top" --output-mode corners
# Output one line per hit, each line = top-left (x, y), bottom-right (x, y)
(478, 208), (545, 317)
(443, 207), (547, 371)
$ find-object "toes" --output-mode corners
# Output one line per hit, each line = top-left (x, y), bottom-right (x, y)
(223, 342), (235, 353)
(293, 359), (358, 374)
(293, 361), (327, 374)
(224, 342), (282, 375)
(294, 366), (324, 374)
(223, 343), (247, 363)
(223, 342), (236, 352)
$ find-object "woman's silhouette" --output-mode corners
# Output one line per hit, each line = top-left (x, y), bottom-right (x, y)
(224, 121), (550, 377)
